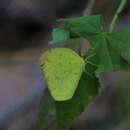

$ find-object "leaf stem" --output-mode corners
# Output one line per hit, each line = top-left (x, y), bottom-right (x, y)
(109, 0), (127, 33)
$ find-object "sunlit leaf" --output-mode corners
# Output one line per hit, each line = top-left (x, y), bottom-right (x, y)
(51, 28), (70, 44)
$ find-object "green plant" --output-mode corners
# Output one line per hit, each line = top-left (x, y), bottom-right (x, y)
(38, 0), (130, 130)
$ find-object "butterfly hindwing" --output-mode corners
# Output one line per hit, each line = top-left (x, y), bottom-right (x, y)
(40, 48), (85, 101)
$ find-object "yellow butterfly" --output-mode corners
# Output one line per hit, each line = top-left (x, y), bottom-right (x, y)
(40, 48), (85, 101)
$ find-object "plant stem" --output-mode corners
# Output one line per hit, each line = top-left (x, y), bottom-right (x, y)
(83, 0), (96, 16)
(109, 0), (127, 33)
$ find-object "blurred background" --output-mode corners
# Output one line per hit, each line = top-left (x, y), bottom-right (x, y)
(0, 0), (130, 130)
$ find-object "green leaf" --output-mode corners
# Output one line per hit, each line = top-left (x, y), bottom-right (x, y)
(108, 27), (130, 61)
(51, 15), (103, 45)
(51, 28), (70, 44)
(87, 33), (130, 73)
(40, 48), (85, 101)
(57, 15), (130, 73)
(59, 15), (103, 37)
(55, 49), (100, 130)
(34, 90), (55, 130)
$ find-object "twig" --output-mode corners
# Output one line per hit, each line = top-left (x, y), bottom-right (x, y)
(83, 0), (96, 16)
(109, 0), (127, 33)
